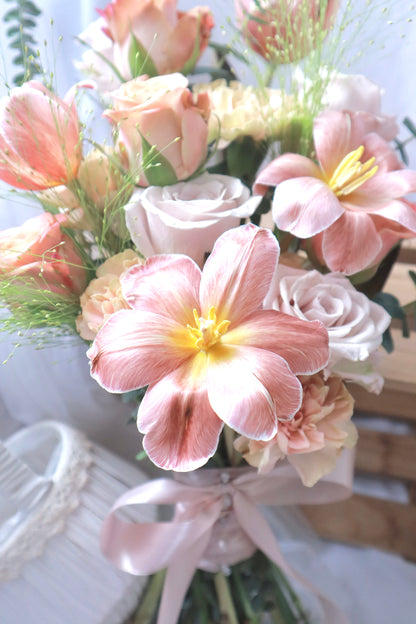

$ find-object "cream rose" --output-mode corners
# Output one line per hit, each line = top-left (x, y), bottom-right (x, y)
(267, 265), (391, 392)
(124, 172), (261, 267)
(76, 249), (142, 340)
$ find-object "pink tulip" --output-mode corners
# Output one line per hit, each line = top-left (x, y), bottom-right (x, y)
(0, 212), (87, 299)
(0, 81), (82, 190)
(254, 110), (416, 275)
(97, 0), (214, 76)
(88, 223), (329, 471)
(104, 74), (210, 186)
(234, 0), (339, 64)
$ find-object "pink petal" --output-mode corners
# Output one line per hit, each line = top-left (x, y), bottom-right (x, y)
(207, 344), (303, 439)
(253, 153), (323, 195)
(224, 310), (329, 374)
(313, 111), (353, 176)
(272, 177), (344, 237)
(122, 254), (201, 326)
(199, 224), (279, 324)
(371, 198), (416, 233)
(88, 309), (195, 392)
(321, 212), (382, 274)
(351, 170), (416, 208)
(138, 357), (223, 471)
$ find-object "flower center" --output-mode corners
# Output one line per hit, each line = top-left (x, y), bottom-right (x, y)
(327, 145), (378, 197)
(187, 306), (230, 352)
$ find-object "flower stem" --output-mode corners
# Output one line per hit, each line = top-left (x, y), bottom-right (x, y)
(214, 571), (239, 624)
(133, 570), (166, 624)
(223, 426), (240, 467)
(231, 567), (259, 623)
(269, 563), (310, 623)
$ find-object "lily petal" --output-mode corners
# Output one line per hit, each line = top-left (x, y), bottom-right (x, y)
(138, 356), (224, 471)
(207, 344), (303, 439)
(224, 310), (329, 374)
(253, 153), (323, 195)
(88, 309), (195, 392)
(199, 223), (279, 323)
(122, 254), (201, 326)
(322, 213), (382, 274)
(272, 177), (344, 237)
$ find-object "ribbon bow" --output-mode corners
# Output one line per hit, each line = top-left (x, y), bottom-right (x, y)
(101, 451), (354, 624)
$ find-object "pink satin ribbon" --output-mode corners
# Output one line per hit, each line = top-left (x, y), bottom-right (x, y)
(101, 450), (354, 624)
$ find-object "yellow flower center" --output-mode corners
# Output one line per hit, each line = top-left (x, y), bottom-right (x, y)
(327, 145), (378, 197)
(187, 306), (230, 352)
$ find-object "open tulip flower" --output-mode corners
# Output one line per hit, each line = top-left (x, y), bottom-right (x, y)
(88, 223), (329, 471)
(254, 110), (416, 275)
(0, 81), (82, 191)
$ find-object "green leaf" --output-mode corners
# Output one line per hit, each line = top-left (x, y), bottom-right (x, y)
(403, 117), (416, 137)
(22, 1), (41, 16)
(4, 8), (20, 21)
(128, 34), (158, 78)
(409, 270), (416, 287)
(140, 132), (178, 186)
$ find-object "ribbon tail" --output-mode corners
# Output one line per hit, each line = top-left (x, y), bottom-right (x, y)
(157, 529), (213, 624)
(234, 492), (350, 624)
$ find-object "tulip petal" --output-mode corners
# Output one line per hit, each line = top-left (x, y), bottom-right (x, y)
(207, 344), (303, 439)
(253, 153), (323, 195)
(88, 309), (195, 392)
(224, 310), (329, 374)
(314, 111), (353, 176)
(199, 223), (279, 323)
(322, 213), (382, 274)
(122, 254), (201, 326)
(138, 356), (223, 471)
(272, 177), (344, 237)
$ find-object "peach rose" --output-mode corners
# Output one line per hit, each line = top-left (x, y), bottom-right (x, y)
(0, 81), (81, 190)
(76, 249), (142, 340)
(104, 74), (210, 186)
(77, 0), (214, 90)
(235, 373), (357, 487)
(0, 213), (87, 300)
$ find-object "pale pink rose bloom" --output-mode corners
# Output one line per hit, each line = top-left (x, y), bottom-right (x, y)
(88, 224), (329, 471)
(125, 173), (261, 267)
(254, 110), (416, 275)
(76, 249), (142, 340)
(266, 264), (391, 392)
(235, 373), (357, 487)
(0, 81), (81, 190)
(104, 74), (210, 186)
(97, 0), (214, 75)
(234, 0), (339, 64)
(0, 212), (87, 299)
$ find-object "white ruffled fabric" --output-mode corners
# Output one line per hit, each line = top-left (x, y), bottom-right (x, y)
(0, 422), (155, 624)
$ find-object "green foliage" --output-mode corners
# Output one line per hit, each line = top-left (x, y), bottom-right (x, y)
(3, 0), (42, 85)
(373, 292), (409, 353)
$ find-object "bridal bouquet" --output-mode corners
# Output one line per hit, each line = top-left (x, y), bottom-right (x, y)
(1, 0), (415, 621)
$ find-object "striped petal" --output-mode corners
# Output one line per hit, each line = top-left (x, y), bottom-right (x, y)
(88, 309), (195, 392)
(253, 153), (323, 195)
(199, 223), (279, 324)
(207, 344), (303, 439)
(122, 254), (201, 326)
(223, 310), (329, 374)
(138, 354), (223, 471)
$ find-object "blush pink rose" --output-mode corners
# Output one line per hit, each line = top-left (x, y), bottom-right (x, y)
(266, 264), (391, 392)
(234, 0), (339, 64)
(76, 249), (142, 340)
(104, 74), (210, 186)
(125, 173), (261, 267)
(0, 81), (82, 190)
(235, 372), (357, 487)
(0, 212), (87, 300)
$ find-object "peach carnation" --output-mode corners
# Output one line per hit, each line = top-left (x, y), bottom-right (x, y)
(76, 249), (142, 340)
(235, 372), (357, 486)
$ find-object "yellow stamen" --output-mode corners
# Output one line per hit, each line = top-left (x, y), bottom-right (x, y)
(327, 145), (378, 197)
(187, 306), (230, 352)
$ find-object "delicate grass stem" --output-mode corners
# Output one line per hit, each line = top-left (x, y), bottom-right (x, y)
(214, 572), (239, 624)
(190, 571), (210, 624)
(133, 570), (166, 624)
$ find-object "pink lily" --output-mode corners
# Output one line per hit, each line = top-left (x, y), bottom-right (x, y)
(254, 110), (416, 275)
(88, 224), (329, 471)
